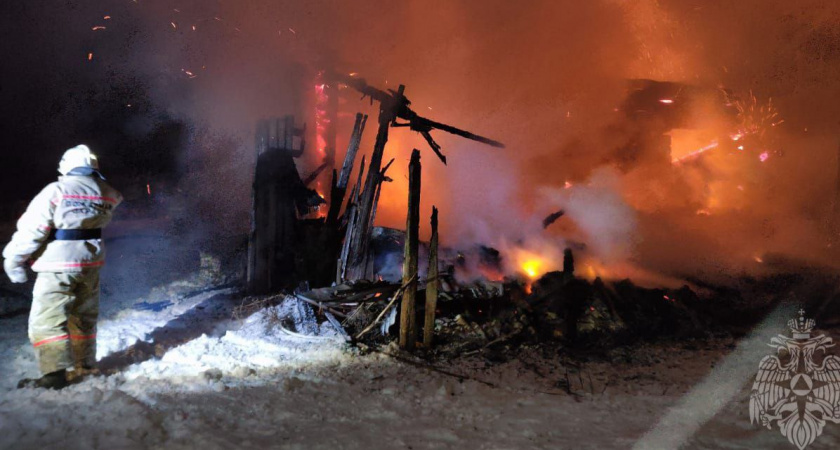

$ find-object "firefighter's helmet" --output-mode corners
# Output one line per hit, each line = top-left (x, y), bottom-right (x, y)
(58, 145), (99, 175)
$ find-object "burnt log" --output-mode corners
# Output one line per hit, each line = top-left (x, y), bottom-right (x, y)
(423, 206), (439, 347)
(399, 149), (421, 350)
(327, 113), (367, 226)
(542, 209), (565, 229)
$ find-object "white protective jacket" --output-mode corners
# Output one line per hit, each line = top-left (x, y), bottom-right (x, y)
(3, 174), (122, 273)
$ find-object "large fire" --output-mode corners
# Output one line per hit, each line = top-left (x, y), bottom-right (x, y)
(521, 259), (542, 279)
(85, 0), (836, 286)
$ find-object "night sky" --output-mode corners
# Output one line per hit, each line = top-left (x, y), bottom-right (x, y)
(0, 2), (201, 219)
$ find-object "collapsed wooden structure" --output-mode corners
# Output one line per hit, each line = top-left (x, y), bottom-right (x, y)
(247, 116), (318, 294)
(247, 76), (504, 349)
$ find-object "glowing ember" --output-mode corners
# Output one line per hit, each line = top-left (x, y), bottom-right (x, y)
(659, 98), (674, 104)
(87, 53), (93, 61)
(92, 26), (106, 31)
(759, 151), (769, 162)
(672, 140), (719, 164)
(521, 259), (542, 279)
(146, 184), (151, 195)
(564, 181), (573, 189)
(508, 248), (561, 283)
(519, 258), (545, 295)
(170, 22), (177, 29)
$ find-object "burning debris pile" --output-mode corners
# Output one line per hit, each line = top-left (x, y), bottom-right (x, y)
(237, 68), (812, 362)
(244, 74), (517, 352)
(232, 237), (765, 382)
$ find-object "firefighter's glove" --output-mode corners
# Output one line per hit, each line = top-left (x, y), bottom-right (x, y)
(4, 258), (27, 283)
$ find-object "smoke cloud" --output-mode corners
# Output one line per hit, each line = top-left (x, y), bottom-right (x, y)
(5, 0), (840, 285)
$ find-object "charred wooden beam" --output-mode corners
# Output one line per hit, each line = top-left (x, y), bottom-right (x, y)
(423, 206), (439, 348)
(346, 89), (401, 280)
(338, 114), (368, 189)
(302, 162), (329, 187)
(542, 209), (565, 229)
(350, 155), (365, 205)
(354, 274), (416, 341)
(399, 149), (422, 350)
(368, 158), (395, 236)
(334, 73), (505, 152)
(327, 113), (367, 226)
(337, 204), (357, 283)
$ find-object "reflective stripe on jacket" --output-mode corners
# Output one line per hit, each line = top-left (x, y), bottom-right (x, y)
(3, 175), (122, 273)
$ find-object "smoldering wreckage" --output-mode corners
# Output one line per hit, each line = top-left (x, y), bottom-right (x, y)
(240, 75), (823, 359)
(242, 76), (705, 357)
(3, 36), (840, 450)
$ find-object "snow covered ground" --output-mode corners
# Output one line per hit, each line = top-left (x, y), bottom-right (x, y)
(3, 274), (840, 449)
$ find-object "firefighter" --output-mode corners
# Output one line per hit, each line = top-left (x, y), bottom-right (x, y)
(3, 145), (122, 389)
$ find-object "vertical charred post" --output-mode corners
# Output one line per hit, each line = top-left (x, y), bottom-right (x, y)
(400, 149), (421, 350)
(337, 155), (366, 282)
(327, 113), (367, 226)
(563, 248), (575, 278)
(347, 85), (405, 280)
(423, 206), (439, 348)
